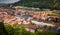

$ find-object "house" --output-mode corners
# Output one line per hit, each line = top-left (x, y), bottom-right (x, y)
(24, 24), (37, 32)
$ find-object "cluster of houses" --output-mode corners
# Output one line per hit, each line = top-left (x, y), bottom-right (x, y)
(0, 7), (60, 32)
(13, 6), (40, 10)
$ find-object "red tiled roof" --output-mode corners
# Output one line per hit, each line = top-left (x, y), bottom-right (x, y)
(55, 23), (60, 27)
(24, 24), (37, 29)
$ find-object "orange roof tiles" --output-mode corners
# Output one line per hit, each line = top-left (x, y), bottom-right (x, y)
(24, 24), (37, 29)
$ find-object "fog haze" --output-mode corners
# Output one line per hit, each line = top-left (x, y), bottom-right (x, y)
(0, 0), (20, 4)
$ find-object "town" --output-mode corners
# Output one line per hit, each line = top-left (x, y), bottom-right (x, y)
(0, 6), (60, 33)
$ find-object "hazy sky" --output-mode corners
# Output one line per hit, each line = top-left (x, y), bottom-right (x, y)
(0, 0), (20, 4)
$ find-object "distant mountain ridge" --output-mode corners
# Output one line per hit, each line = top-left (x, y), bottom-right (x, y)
(13, 0), (60, 10)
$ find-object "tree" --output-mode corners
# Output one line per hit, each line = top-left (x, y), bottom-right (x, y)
(0, 20), (8, 35)
(13, 0), (60, 10)
(41, 31), (55, 35)
(5, 24), (14, 35)
(43, 25), (47, 30)
(56, 28), (60, 35)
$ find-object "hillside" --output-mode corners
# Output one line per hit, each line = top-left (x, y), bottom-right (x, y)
(13, 0), (60, 10)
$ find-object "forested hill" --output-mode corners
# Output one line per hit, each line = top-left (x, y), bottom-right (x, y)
(13, 0), (60, 10)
